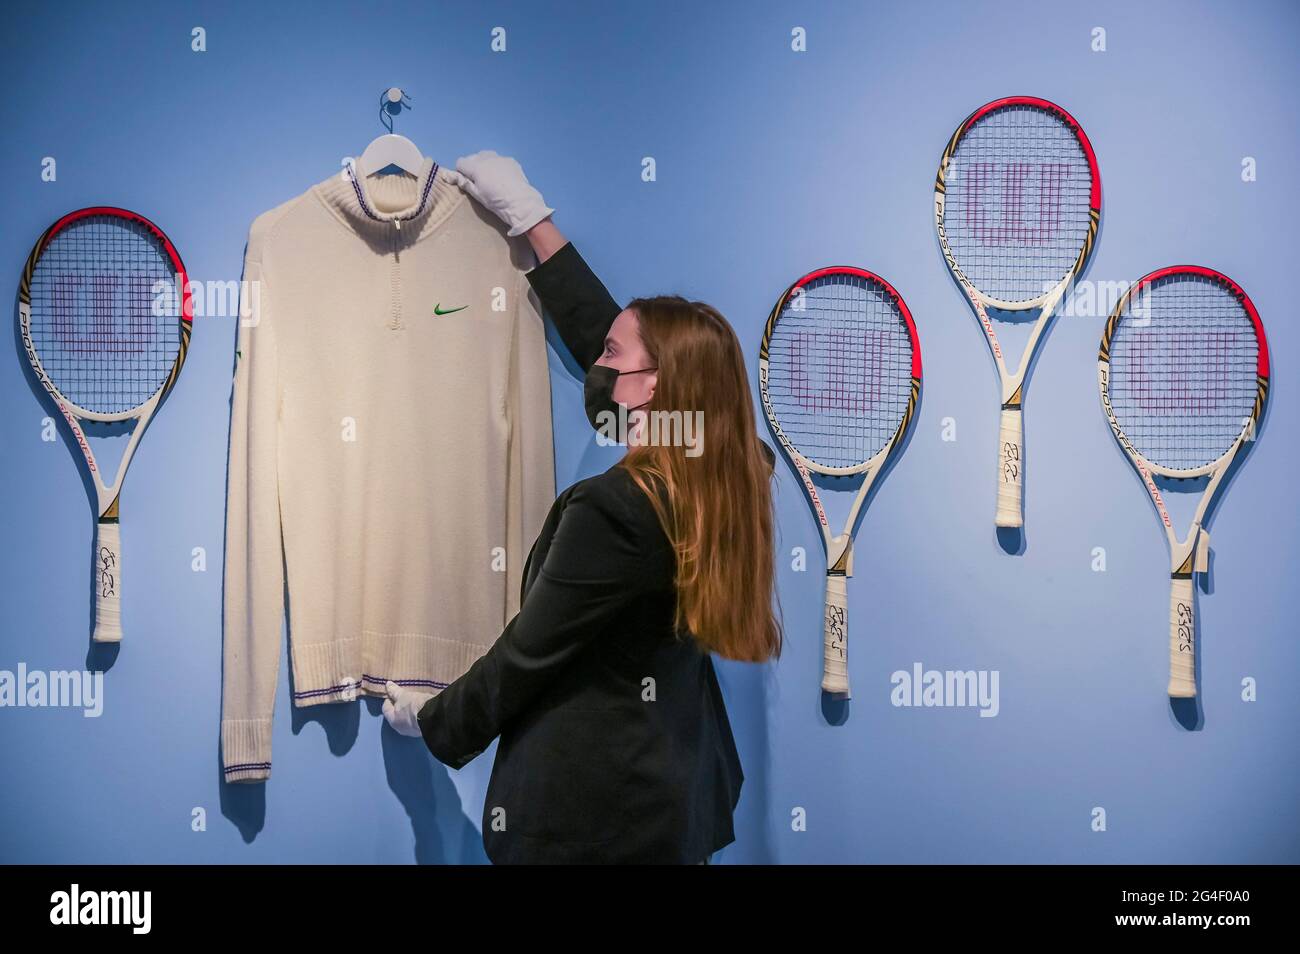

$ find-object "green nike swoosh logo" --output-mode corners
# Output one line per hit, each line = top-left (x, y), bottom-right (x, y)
(433, 304), (468, 316)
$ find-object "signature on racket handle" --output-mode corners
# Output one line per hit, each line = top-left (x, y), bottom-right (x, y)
(1167, 577), (1196, 698)
(822, 574), (849, 697)
(94, 520), (123, 643)
(995, 408), (1024, 528)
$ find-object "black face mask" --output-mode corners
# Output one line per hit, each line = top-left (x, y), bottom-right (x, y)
(584, 363), (657, 432)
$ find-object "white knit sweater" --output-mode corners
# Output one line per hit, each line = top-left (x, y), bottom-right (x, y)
(221, 158), (555, 782)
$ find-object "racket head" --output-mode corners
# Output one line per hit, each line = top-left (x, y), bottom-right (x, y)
(758, 266), (922, 477)
(1099, 265), (1269, 478)
(18, 207), (192, 422)
(935, 95), (1101, 308)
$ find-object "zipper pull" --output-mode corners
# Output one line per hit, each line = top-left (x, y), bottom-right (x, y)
(394, 218), (401, 231)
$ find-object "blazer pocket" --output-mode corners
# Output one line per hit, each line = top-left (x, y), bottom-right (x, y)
(491, 707), (631, 845)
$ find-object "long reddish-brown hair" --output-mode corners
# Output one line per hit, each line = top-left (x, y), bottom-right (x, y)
(620, 296), (782, 663)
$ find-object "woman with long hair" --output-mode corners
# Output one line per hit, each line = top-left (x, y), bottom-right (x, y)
(383, 152), (781, 864)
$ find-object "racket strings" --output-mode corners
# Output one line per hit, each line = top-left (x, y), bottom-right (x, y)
(944, 105), (1093, 302)
(28, 215), (182, 415)
(1109, 276), (1258, 470)
(766, 275), (913, 469)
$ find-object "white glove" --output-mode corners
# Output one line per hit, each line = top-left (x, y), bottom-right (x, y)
(382, 681), (433, 738)
(450, 150), (554, 236)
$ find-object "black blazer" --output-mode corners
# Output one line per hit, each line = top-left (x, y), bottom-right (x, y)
(417, 243), (745, 864)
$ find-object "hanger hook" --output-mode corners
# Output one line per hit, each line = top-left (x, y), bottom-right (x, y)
(379, 87), (413, 134)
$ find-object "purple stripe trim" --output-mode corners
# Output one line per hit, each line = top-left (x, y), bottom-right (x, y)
(345, 163), (370, 215)
(345, 160), (440, 224)
(362, 673), (450, 690)
(291, 672), (451, 701)
(410, 163), (439, 220)
(224, 762), (271, 773)
(293, 683), (358, 701)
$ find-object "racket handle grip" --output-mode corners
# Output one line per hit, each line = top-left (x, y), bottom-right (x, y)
(994, 408), (1024, 528)
(822, 574), (849, 697)
(94, 520), (123, 643)
(1168, 576), (1196, 698)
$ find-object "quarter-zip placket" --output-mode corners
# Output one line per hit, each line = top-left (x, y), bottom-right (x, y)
(387, 219), (402, 331)
(338, 157), (437, 333)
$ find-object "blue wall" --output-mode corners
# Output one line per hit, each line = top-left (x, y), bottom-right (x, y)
(2, 0), (1296, 863)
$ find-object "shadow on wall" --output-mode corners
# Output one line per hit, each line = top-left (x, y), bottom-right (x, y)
(217, 696), (487, 863)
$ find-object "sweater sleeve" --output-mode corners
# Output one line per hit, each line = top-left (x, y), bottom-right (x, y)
(504, 267), (556, 620)
(221, 231), (285, 784)
(417, 476), (657, 769)
(524, 242), (620, 372)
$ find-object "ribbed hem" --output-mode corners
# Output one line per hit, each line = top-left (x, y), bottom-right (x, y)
(290, 632), (492, 707)
(291, 636), (364, 705)
(222, 718), (272, 783)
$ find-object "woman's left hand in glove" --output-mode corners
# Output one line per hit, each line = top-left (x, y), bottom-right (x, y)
(383, 681), (434, 738)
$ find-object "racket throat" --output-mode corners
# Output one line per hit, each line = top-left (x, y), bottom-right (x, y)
(1170, 527), (1210, 579)
(827, 534), (854, 576)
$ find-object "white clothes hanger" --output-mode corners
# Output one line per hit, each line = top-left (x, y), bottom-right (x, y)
(355, 88), (424, 177)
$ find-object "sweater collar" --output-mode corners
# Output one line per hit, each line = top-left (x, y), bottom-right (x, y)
(316, 155), (461, 238)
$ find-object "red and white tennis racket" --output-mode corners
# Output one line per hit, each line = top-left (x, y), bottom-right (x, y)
(759, 267), (922, 696)
(18, 207), (192, 643)
(935, 96), (1101, 529)
(1099, 266), (1268, 698)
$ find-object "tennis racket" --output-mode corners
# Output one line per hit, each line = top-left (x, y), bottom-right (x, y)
(1098, 266), (1268, 698)
(18, 207), (192, 643)
(759, 267), (921, 696)
(935, 95), (1101, 528)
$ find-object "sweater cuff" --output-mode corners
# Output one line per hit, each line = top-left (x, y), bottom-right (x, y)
(222, 718), (272, 783)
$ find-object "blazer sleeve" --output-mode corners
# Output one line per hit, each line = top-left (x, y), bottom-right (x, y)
(524, 242), (620, 372)
(417, 476), (660, 769)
